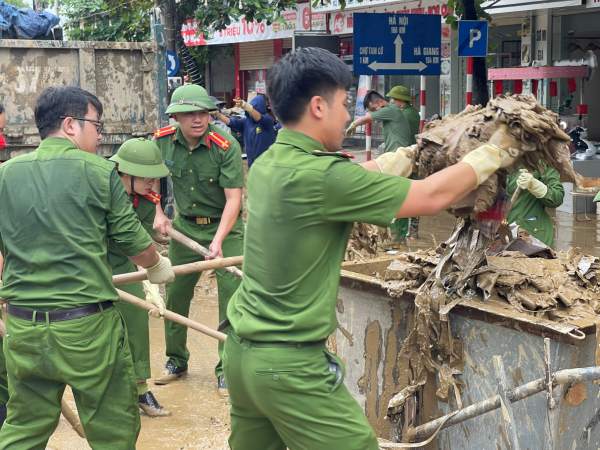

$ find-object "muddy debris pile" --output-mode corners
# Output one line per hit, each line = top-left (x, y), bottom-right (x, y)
(376, 249), (440, 297)
(346, 223), (391, 261)
(415, 93), (580, 221)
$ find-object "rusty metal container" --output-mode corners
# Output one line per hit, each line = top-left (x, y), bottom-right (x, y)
(0, 36), (168, 161)
(336, 257), (599, 449)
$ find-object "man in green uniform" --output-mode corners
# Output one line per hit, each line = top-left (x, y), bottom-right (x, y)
(108, 138), (172, 416)
(388, 85), (422, 237)
(0, 85), (175, 448)
(345, 90), (411, 153)
(224, 47), (527, 450)
(507, 164), (564, 247)
(152, 84), (244, 397)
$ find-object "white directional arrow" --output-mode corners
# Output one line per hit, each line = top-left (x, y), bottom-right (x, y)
(368, 34), (429, 72)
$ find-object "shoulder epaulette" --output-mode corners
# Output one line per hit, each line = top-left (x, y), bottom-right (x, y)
(312, 150), (355, 159)
(132, 190), (161, 208)
(154, 126), (177, 139)
(206, 131), (231, 151)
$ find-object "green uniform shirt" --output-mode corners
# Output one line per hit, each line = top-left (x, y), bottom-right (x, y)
(108, 195), (155, 274)
(370, 103), (412, 153)
(401, 104), (421, 145)
(507, 163), (564, 248)
(0, 138), (153, 310)
(227, 129), (411, 342)
(153, 123), (244, 218)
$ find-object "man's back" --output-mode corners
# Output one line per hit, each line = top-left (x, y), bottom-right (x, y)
(370, 103), (412, 152)
(0, 138), (148, 309)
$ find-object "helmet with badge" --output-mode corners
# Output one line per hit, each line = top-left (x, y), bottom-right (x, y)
(109, 138), (170, 179)
(166, 84), (218, 114)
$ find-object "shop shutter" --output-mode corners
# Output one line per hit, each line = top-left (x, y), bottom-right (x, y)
(282, 38), (293, 49)
(239, 41), (274, 70)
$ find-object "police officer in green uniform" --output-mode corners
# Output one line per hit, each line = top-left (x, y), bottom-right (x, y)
(223, 47), (527, 450)
(507, 163), (564, 247)
(387, 85), (420, 145)
(388, 85), (422, 237)
(152, 85), (244, 397)
(0, 85), (176, 448)
(345, 90), (412, 153)
(108, 138), (172, 417)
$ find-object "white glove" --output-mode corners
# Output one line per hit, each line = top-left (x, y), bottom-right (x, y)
(234, 99), (254, 113)
(345, 122), (357, 138)
(145, 253), (175, 284)
(374, 145), (418, 178)
(142, 280), (165, 319)
(517, 171), (548, 198)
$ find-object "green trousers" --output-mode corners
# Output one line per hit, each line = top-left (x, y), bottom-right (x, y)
(165, 215), (244, 377)
(0, 306), (140, 449)
(113, 263), (151, 382)
(223, 330), (379, 450)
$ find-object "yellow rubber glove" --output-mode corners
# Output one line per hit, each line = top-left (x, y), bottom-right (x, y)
(142, 280), (165, 319)
(461, 124), (521, 186)
(374, 145), (418, 178)
(234, 98), (254, 113)
(517, 170), (548, 198)
(145, 253), (176, 284)
(345, 122), (357, 138)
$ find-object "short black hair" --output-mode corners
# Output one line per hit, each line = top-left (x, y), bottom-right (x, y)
(266, 47), (351, 125)
(35, 85), (103, 140)
(0, 102), (4, 115)
(363, 91), (384, 110)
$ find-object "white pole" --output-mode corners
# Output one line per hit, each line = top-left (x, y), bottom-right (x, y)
(365, 75), (372, 161)
(55, 0), (59, 17)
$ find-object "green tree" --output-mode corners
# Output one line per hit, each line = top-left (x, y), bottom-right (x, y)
(61, 0), (154, 42)
(5, 0), (30, 8)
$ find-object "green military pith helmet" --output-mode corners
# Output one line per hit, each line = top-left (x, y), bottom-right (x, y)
(166, 84), (218, 114)
(110, 138), (170, 179)
(387, 85), (413, 102)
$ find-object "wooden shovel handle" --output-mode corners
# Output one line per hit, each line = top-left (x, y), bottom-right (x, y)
(112, 256), (243, 286)
(116, 288), (227, 342)
(166, 226), (243, 280)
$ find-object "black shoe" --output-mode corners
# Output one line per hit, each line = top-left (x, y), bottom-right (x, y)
(0, 403), (6, 429)
(139, 391), (172, 417)
(218, 375), (228, 398)
(154, 360), (188, 385)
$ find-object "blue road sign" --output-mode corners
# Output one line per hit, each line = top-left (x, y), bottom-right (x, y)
(166, 50), (180, 77)
(353, 13), (441, 76)
(458, 20), (489, 57)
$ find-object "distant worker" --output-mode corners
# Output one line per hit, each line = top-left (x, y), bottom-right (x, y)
(345, 90), (412, 153)
(387, 86), (420, 144)
(215, 95), (275, 169)
(209, 96), (231, 134)
(388, 85), (421, 237)
(108, 138), (172, 417)
(507, 164), (564, 248)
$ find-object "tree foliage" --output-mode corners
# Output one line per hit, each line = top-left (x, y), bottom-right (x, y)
(5, 0), (30, 9)
(61, 0), (154, 42)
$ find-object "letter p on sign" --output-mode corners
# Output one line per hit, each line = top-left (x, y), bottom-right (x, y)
(469, 29), (481, 48)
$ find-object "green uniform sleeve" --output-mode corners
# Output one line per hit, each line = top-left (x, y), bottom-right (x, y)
(370, 107), (394, 122)
(323, 161), (411, 227)
(106, 170), (153, 256)
(219, 141), (244, 189)
(539, 166), (564, 208)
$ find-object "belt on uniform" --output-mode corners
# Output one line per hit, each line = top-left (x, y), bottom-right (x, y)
(181, 215), (221, 225)
(7, 301), (114, 323)
(245, 338), (328, 348)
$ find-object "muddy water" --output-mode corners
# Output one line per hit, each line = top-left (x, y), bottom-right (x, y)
(47, 274), (231, 450)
